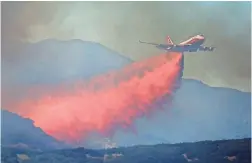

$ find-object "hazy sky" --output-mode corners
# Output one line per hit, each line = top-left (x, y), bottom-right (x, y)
(2, 1), (251, 92)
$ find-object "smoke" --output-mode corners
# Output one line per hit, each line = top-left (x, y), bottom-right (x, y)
(2, 2), (250, 91)
(9, 53), (183, 144)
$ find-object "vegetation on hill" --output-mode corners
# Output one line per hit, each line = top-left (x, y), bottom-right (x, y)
(2, 138), (250, 163)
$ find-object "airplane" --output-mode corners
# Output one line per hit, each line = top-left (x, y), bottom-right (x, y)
(139, 34), (215, 53)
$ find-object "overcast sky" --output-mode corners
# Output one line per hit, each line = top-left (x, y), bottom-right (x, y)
(2, 1), (251, 92)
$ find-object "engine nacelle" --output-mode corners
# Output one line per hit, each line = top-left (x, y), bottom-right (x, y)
(199, 46), (214, 51)
(209, 47), (215, 51)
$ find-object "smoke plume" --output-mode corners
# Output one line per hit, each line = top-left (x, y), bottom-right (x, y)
(10, 53), (183, 144)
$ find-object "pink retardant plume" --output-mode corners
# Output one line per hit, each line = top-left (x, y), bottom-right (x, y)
(10, 53), (183, 144)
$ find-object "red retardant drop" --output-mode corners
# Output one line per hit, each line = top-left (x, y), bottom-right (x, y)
(10, 53), (183, 144)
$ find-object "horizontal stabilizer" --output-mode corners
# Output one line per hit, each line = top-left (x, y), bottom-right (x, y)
(139, 40), (159, 46)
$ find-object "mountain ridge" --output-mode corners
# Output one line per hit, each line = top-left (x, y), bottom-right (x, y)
(25, 39), (250, 93)
(1, 109), (70, 151)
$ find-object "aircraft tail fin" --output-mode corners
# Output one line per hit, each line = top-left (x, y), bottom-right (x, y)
(166, 36), (174, 45)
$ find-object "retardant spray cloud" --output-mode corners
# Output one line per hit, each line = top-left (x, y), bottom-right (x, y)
(10, 53), (183, 144)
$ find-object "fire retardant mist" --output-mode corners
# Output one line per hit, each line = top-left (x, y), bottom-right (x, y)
(9, 52), (184, 144)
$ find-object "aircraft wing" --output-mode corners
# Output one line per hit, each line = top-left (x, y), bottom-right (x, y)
(139, 40), (160, 46)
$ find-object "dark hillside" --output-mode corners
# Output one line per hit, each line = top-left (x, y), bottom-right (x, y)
(2, 138), (250, 163)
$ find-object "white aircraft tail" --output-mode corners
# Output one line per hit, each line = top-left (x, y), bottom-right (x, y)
(166, 36), (174, 45)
